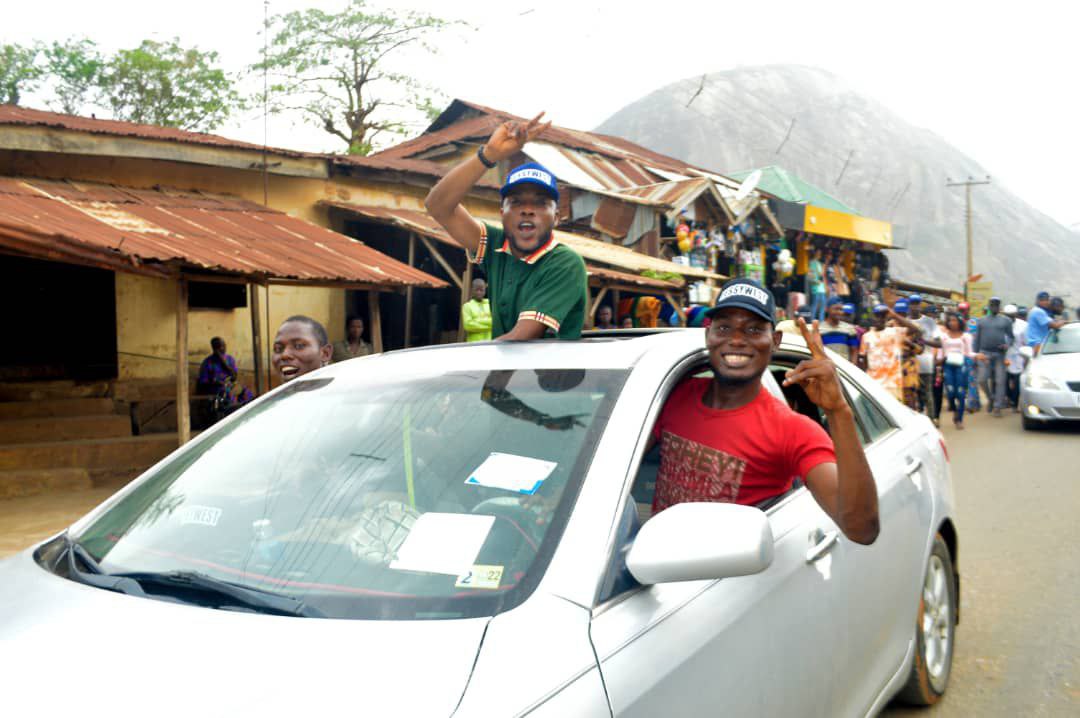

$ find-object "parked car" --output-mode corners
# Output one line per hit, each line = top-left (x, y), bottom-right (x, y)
(0, 330), (959, 717)
(1020, 321), (1080, 430)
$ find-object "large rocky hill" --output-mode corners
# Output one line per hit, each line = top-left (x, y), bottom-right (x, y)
(595, 65), (1077, 302)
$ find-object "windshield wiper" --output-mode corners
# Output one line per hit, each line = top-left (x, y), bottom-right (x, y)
(112, 570), (323, 618)
(59, 533), (319, 617)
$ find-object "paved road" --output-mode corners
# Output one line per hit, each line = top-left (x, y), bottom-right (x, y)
(884, 409), (1080, 716)
(2, 408), (1078, 716)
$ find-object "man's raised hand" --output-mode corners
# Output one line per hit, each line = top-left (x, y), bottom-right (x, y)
(783, 318), (847, 413)
(483, 112), (552, 163)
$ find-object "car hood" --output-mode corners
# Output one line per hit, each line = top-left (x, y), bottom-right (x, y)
(0, 548), (488, 717)
(1029, 352), (1080, 380)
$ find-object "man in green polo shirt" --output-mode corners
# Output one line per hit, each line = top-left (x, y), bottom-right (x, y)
(425, 112), (588, 340)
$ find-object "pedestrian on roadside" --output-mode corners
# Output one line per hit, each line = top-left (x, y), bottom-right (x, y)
(858, 303), (920, 403)
(908, 294), (942, 424)
(594, 304), (616, 330)
(196, 337), (255, 415)
(938, 313), (975, 429)
(1003, 304), (1027, 412)
(425, 112), (589, 340)
(272, 315), (333, 383)
(1026, 292), (1067, 355)
(620, 315), (634, 329)
(807, 248), (827, 322)
(890, 299), (926, 411)
(332, 316), (373, 362)
(973, 297), (1013, 417)
(955, 301), (981, 412)
(819, 297), (860, 362)
(461, 278), (493, 342)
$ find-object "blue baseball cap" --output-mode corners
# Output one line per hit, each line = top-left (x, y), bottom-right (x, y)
(908, 293), (923, 303)
(827, 296), (844, 307)
(704, 277), (776, 324)
(1036, 291), (1050, 301)
(873, 303), (889, 314)
(893, 299), (909, 314)
(501, 162), (559, 203)
(842, 303), (856, 314)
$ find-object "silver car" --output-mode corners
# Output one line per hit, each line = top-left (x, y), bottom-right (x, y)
(0, 331), (958, 717)
(1020, 321), (1080, 430)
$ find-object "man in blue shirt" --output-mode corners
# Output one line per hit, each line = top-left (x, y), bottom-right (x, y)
(1026, 291), (1067, 354)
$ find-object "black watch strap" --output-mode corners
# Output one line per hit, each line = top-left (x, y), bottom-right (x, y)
(477, 146), (497, 169)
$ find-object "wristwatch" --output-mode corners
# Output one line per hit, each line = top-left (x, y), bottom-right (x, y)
(477, 146), (497, 169)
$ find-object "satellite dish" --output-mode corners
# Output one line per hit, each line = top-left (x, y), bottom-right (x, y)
(734, 169), (762, 201)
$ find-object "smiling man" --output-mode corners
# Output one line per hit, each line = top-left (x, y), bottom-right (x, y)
(648, 278), (879, 544)
(425, 113), (588, 340)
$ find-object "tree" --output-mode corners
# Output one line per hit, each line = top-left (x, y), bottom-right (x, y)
(0, 43), (42, 105)
(256, 0), (453, 155)
(103, 39), (241, 131)
(43, 38), (105, 115)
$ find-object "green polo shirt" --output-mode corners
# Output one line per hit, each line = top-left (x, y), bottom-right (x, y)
(473, 222), (587, 339)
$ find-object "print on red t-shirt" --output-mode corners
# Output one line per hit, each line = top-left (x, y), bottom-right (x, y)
(652, 378), (836, 512)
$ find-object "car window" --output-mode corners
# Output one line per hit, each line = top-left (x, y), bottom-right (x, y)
(68, 368), (627, 621)
(1042, 324), (1080, 355)
(840, 374), (895, 445)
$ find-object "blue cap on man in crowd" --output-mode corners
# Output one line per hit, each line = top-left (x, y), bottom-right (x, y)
(501, 162), (560, 203)
(873, 303), (889, 314)
(827, 296), (844, 308)
(704, 277), (777, 325)
(842, 303), (856, 315)
(1036, 291), (1050, 301)
(893, 299), (909, 314)
(908, 293), (923, 303)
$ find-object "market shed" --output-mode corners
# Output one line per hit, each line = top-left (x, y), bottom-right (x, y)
(0, 176), (445, 443)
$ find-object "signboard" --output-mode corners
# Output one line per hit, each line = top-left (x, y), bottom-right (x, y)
(966, 281), (994, 316)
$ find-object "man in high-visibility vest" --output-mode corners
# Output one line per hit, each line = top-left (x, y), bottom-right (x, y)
(462, 278), (493, 342)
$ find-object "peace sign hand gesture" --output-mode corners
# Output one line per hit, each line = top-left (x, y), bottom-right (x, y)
(782, 318), (847, 413)
(483, 112), (553, 163)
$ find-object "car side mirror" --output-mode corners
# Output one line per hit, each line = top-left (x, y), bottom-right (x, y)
(625, 503), (774, 585)
(1019, 346), (1034, 360)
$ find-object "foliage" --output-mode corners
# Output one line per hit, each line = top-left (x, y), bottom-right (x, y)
(103, 39), (241, 131)
(0, 43), (42, 105)
(255, 0), (454, 155)
(43, 38), (105, 115)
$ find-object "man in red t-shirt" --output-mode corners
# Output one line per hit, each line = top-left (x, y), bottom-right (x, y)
(649, 278), (880, 544)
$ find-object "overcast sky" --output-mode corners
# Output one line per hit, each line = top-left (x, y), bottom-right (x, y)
(5, 0), (1078, 228)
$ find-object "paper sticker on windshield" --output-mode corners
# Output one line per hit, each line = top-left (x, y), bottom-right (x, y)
(178, 505), (222, 527)
(389, 513), (495, 576)
(464, 452), (557, 495)
(455, 564), (504, 590)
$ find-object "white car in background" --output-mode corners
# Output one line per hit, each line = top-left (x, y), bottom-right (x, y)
(1020, 321), (1080, 429)
(0, 330), (958, 717)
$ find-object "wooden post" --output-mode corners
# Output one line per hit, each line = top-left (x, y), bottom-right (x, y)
(404, 234), (416, 348)
(249, 283), (266, 395)
(457, 262), (472, 342)
(612, 289), (621, 323)
(368, 290), (384, 354)
(176, 277), (191, 446)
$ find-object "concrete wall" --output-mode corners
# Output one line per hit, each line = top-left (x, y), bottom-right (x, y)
(114, 274), (341, 386)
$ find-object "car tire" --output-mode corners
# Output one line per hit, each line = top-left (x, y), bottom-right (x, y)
(1021, 416), (1039, 431)
(897, 534), (957, 706)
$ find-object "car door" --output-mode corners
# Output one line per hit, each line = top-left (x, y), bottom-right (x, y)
(831, 373), (930, 714)
(589, 358), (853, 717)
(591, 487), (850, 718)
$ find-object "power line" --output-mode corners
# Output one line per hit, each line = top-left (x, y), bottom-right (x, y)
(835, 149), (855, 186)
(946, 175), (992, 295)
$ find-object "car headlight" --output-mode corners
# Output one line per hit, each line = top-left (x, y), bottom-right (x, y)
(1025, 373), (1060, 390)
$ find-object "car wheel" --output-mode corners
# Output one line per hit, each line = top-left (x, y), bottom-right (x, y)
(898, 534), (957, 706)
(1021, 416), (1040, 431)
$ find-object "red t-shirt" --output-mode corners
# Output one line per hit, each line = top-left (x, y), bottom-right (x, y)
(651, 378), (836, 512)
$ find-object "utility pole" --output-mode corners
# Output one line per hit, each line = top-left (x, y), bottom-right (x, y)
(946, 175), (991, 297)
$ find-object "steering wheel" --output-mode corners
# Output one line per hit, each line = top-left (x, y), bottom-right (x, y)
(470, 497), (543, 559)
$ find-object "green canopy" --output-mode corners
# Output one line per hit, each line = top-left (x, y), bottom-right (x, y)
(728, 166), (860, 216)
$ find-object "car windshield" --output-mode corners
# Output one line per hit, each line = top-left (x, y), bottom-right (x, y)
(69, 367), (626, 620)
(1042, 324), (1080, 355)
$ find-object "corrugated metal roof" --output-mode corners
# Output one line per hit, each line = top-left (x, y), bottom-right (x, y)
(0, 177), (447, 288)
(586, 265), (682, 291)
(728, 166), (861, 215)
(0, 104), (316, 158)
(319, 202), (722, 282)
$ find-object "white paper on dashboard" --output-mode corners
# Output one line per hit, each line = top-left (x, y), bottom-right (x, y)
(464, 452), (558, 495)
(389, 512), (496, 575)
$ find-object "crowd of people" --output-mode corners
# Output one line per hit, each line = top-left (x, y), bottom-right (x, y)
(781, 290), (1071, 430)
